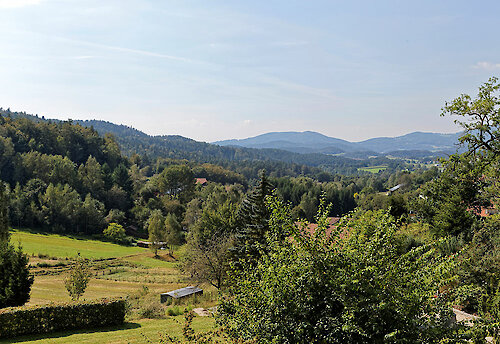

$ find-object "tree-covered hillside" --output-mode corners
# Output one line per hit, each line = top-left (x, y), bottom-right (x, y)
(0, 108), (406, 177)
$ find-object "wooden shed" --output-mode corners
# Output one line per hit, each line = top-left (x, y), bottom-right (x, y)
(160, 286), (203, 303)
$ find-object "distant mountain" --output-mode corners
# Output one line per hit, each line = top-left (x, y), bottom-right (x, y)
(214, 130), (462, 156)
(356, 132), (462, 153)
(216, 131), (354, 154)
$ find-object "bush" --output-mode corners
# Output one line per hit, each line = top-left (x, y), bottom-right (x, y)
(137, 298), (164, 319)
(219, 196), (463, 343)
(167, 305), (193, 316)
(0, 298), (126, 339)
(103, 223), (126, 243)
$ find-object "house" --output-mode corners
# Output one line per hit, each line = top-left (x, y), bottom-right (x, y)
(160, 286), (203, 303)
(298, 217), (341, 238)
(478, 206), (498, 217)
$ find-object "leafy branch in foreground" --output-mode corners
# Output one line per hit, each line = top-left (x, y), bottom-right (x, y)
(217, 194), (471, 343)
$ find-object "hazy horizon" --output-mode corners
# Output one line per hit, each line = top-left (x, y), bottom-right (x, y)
(0, 0), (498, 142)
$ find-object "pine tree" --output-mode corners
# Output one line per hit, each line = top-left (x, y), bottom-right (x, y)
(0, 180), (34, 308)
(0, 181), (9, 243)
(232, 170), (274, 263)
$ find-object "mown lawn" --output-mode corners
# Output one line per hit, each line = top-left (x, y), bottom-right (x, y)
(0, 316), (216, 344)
(28, 274), (175, 306)
(358, 165), (388, 173)
(10, 229), (146, 259)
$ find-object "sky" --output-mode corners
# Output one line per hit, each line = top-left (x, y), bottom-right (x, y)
(0, 0), (499, 142)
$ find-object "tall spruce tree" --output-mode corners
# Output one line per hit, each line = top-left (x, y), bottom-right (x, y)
(0, 180), (34, 308)
(232, 170), (274, 263)
(0, 181), (9, 243)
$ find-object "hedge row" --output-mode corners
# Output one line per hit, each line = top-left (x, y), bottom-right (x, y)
(0, 298), (126, 339)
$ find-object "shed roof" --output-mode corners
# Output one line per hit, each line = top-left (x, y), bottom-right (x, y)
(388, 184), (404, 192)
(162, 286), (203, 299)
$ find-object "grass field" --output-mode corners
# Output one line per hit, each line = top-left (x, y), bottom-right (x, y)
(358, 165), (388, 173)
(0, 316), (216, 344)
(10, 229), (146, 259)
(6, 229), (218, 343)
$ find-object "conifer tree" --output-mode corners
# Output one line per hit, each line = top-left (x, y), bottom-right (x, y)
(0, 179), (34, 308)
(0, 181), (9, 243)
(232, 170), (274, 263)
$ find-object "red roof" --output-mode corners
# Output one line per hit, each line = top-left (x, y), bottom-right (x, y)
(298, 217), (341, 237)
(195, 178), (208, 185)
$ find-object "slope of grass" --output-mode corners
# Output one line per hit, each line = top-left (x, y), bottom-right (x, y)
(358, 165), (388, 173)
(0, 316), (216, 344)
(3, 229), (220, 343)
(10, 229), (146, 259)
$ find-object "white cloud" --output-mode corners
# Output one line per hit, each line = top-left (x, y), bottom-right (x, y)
(243, 119), (252, 125)
(0, 0), (42, 8)
(473, 61), (500, 70)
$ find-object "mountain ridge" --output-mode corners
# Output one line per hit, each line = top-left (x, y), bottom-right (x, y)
(214, 130), (462, 155)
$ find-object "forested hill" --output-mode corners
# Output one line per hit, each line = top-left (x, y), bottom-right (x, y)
(1, 108), (404, 176)
(75, 119), (398, 174)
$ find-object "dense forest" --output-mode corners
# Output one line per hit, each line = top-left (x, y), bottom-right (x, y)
(1, 108), (408, 178)
(0, 114), (376, 237)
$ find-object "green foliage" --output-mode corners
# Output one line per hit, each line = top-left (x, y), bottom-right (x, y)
(65, 254), (92, 301)
(413, 154), (483, 236)
(232, 170), (274, 263)
(159, 311), (255, 344)
(442, 76), (500, 157)
(0, 180), (33, 309)
(103, 222), (126, 243)
(272, 176), (357, 220)
(219, 196), (464, 343)
(458, 214), (500, 319)
(0, 298), (126, 339)
(182, 187), (239, 289)
(154, 164), (195, 203)
(148, 210), (166, 257)
(164, 213), (182, 256)
(0, 241), (34, 308)
(0, 181), (9, 243)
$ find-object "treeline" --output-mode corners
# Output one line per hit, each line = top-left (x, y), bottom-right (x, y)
(0, 114), (376, 237)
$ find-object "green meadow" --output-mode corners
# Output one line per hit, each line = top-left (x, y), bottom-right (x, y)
(358, 165), (388, 173)
(6, 229), (218, 344)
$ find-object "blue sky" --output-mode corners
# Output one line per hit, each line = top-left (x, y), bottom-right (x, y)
(0, 0), (498, 142)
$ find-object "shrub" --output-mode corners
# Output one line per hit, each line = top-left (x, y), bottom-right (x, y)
(219, 196), (464, 343)
(167, 305), (193, 316)
(0, 298), (126, 339)
(103, 222), (126, 243)
(137, 298), (164, 319)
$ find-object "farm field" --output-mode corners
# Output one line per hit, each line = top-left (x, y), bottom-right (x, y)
(358, 165), (388, 173)
(6, 229), (218, 343)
